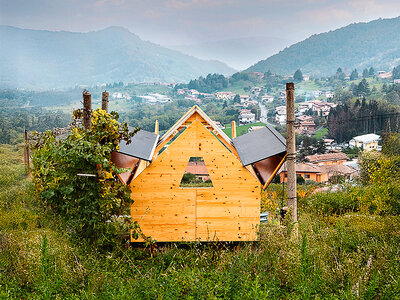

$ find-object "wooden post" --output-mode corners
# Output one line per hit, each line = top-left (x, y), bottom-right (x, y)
(286, 82), (297, 222)
(231, 121), (236, 138)
(83, 90), (92, 130)
(101, 91), (109, 112)
(24, 129), (30, 175)
(155, 120), (159, 135)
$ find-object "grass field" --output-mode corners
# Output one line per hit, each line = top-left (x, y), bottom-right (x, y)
(223, 122), (267, 138)
(312, 127), (328, 139)
(1, 144), (400, 298)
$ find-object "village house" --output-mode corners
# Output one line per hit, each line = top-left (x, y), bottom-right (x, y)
(280, 163), (328, 183)
(304, 152), (350, 166)
(349, 133), (381, 151)
(240, 95), (250, 103)
(279, 161), (357, 183)
(378, 71), (392, 79)
(325, 91), (334, 99)
(239, 109), (256, 124)
(215, 91), (234, 100)
(184, 160), (210, 181)
(312, 90), (323, 98)
(296, 120), (316, 134)
(261, 95), (274, 103)
(275, 105), (286, 125)
(303, 74), (310, 81)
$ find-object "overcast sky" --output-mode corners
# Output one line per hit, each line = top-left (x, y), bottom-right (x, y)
(1, 0), (400, 46)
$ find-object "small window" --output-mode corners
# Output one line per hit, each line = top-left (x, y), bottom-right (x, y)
(179, 157), (213, 188)
(305, 174), (310, 179)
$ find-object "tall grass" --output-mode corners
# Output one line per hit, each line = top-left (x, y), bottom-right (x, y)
(1, 144), (400, 298)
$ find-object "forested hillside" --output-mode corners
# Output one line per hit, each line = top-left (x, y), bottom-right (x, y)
(0, 26), (235, 89)
(248, 17), (400, 75)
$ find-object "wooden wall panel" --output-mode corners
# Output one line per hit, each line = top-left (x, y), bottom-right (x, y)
(130, 119), (261, 242)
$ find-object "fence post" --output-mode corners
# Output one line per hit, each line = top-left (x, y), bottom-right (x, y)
(101, 91), (109, 112)
(83, 90), (92, 130)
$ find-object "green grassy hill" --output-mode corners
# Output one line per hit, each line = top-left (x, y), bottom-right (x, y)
(248, 16), (400, 76)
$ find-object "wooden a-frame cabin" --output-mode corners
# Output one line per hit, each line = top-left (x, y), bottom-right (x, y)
(111, 106), (287, 242)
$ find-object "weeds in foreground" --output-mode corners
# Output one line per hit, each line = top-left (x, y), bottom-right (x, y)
(1, 144), (400, 298)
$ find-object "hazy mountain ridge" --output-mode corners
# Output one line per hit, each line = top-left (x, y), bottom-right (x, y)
(0, 26), (235, 89)
(247, 17), (400, 76)
(170, 36), (292, 70)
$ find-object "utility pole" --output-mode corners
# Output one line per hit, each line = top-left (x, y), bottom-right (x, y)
(83, 90), (92, 130)
(286, 83), (297, 223)
(101, 91), (109, 112)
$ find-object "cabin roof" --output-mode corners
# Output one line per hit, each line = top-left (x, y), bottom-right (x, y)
(232, 125), (286, 166)
(157, 105), (233, 150)
(118, 129), (159, 161)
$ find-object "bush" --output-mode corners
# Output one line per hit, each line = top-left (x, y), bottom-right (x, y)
(31, 109), (138, 247)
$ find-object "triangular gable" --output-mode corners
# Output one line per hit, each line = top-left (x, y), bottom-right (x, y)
(154, 105), (237, 156)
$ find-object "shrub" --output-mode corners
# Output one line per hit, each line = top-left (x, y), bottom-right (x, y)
(31, 109), (139, 247)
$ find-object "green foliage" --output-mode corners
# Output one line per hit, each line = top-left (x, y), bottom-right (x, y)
(350, 69), (359, 80)
(187, 73), (228, 93)
(2, 145), (400, 298)
(382, 132), (400, 156)
(293, 69), (303, 82)
(31, 109), (138, 246)
(393, 64), (400, 79)
(328, 100), (400, 143)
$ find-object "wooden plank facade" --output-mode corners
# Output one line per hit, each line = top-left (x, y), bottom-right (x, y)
(130, 117), (261, 242)
(109, 105), (286, 242)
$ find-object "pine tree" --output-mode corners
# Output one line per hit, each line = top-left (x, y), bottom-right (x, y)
(350, 69), (358, 81)
(294, 69), (303, 82)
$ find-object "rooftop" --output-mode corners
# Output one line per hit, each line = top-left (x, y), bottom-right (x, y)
(305, 152), (349, 163)
(352, 133), (380, 143)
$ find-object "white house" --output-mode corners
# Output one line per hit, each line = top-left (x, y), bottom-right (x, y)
(349, 133), (381, 151)
(239, 112), (256, 124)
(275, 106), (286, 125)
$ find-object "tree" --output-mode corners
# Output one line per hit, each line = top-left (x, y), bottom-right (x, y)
(350, 69), (358, 81)
(369, 67), (375, 77)
(393, 65), (400, 79)
(362, 68), (369, 78)
(294, 69), (303, 82)
(233, 94), (241, 104)
(315, 139), (327, 154)
(335, 68), (345, 80)
(356, 79), (370, 97)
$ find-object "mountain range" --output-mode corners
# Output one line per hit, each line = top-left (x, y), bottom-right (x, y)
(170, 36), (291, 71)
(0, 26), (235, 89)
(247, 16), (400, 76)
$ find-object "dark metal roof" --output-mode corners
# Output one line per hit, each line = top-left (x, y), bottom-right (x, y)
(118, 129), (159, 161)
(232, 125), (286, 166)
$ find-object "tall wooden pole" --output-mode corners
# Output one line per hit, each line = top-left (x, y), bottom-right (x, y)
(101, 91), (109, 112)
(155, 120), (159, 134)
(83, 90), (92, 130)
(231, 121), (236, 138)
(286, 83), (297, 222)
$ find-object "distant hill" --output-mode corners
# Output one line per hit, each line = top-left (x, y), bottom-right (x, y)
(0, 26), (235, 89)
(170, 36), (291, 70)
(247, 17), (400, 76)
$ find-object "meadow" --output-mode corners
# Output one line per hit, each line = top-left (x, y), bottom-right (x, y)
(1, 144), (400, 299)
